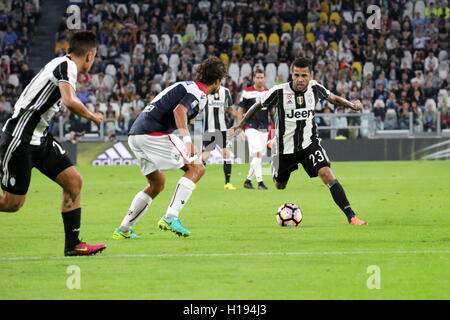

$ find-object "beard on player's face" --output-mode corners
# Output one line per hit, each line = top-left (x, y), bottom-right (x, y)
(294, 79), (308, 91)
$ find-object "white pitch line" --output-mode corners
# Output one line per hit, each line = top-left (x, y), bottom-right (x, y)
(1, 250), (450, 262)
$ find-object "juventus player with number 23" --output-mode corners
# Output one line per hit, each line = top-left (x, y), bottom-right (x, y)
(230, 57), (368, 225)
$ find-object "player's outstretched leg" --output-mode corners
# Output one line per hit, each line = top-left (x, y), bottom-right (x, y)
(318, 167), (368, 225)
(158, 163), (205, 237)
(56, 166), (107, 256)
(113, 170), (165, 239)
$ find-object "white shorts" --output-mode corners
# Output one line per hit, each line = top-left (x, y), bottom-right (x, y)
(245, 128), (268, 156)
(128, 134), (191, 176)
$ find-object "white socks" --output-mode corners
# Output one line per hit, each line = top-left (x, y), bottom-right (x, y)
(247, 157), (263, 182)
(165, 177), (195, 218)
(119, 191), (152, 232)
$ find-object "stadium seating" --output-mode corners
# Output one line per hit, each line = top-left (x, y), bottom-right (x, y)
(219, 53), (230, 67)
(169, 54), (180, 72)
(268, 33), (280, 47)
(293, 22), (305, 33)
(329, 12), (341, 24)
(414, 1), (426, 19)
(265, 63), (277, 88)
(351, 62), (363, 74)
(277, 63), (289, 82)
(281, 23), (292, 33)
(21, 0), (446, 140)
(105, 64), (117, 77)
(244, 33), (256, 44)
(240, 63), (253, 84)
(228, 62), (240, 84)
(319, 12), (328, 23)
(353, 11), (365, 24)
(257, 33), (268, 43)
(306, 32), (316, 43)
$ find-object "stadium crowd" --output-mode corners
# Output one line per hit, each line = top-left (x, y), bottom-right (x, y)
(0, 0), (40, 131)
(1, 0), (450, 140)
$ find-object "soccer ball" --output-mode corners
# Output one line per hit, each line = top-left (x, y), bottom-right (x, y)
(276, 203), (303, 227)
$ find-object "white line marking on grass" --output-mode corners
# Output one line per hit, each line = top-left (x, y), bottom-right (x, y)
(1, 250), (450, 262)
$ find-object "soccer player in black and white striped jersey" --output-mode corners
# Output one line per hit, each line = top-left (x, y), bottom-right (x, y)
(0, 31), (108, 255)
(230, 57), (368, 225)
(201, 86), (238, 190)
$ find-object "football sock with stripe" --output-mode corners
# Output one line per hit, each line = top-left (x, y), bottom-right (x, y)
(223, 159), (232, 184)
(61, 208), (81, 251)
(165, 177), (195, 218)
(119, 191), (152, 232)
(327, 180), (355, 221)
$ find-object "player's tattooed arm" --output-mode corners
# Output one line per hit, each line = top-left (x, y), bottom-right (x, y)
(228, 102), (263, 137)
(238, 102), (263, 129)
(326, 93), (363, 111)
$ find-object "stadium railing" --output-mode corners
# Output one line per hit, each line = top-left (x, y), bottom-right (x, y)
(55, 111), (447, 143)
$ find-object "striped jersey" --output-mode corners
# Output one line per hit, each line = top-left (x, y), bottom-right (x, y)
(3, 55), (77, 145)
(204, 86), (233, 133)
(239, 86), (269, 130)
(129, 81), (207, 134)
(261, 80), (330, 154)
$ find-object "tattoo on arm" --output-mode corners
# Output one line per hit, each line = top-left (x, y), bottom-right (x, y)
(239, 102), (263, 128)
(327, 93), (355, 109)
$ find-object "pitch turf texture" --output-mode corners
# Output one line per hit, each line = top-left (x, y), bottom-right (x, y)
(0, 161), (449, 300)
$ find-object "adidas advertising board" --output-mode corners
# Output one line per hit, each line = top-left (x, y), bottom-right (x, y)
(92, 142), (138, 166)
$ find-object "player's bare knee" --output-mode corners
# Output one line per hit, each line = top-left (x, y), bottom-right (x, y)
(69, 175), (83, 195)
(275, 182), (286, 190)
(195, 163), (206, 178)
(153, 182), (165, 194)
(318, 168), (334, 185)
(4, 200), (24, 212)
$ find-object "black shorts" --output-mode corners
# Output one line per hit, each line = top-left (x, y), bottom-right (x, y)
(0, 133), (73, 195)
(272, 141), (331, 184)
(202, 131), (229, 152)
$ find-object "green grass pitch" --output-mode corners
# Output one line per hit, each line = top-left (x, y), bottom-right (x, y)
(0, 161), (449, 300)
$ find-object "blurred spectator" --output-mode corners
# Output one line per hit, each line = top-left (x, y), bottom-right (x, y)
(384, 109), (398, 130)
(423, 101), (438, 132)
(373, 99), (386, 130)
(33, 0), (446, 138)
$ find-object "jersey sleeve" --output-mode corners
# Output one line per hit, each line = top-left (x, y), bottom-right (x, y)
(179, 93), (199, 111)
(261, 87), (279, 109)
(224, 88), (233, 108)
(53, 60), (77, 91)
(313, 81), (331, 101)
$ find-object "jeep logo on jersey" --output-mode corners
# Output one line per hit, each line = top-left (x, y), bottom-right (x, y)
(92, 142), (138, 166)
(286, 109), (315, 120)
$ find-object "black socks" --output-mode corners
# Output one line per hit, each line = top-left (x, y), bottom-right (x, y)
(223, 161), (232, 184)
(61, 208), (81, 251)
(327, 180), (355, 221)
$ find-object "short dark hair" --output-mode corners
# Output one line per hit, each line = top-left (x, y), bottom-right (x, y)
(253, 68), (265, 76)
(292, 57), (313, 72)
(68, 31), (98, 57)
(195, 56), (227, 85)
